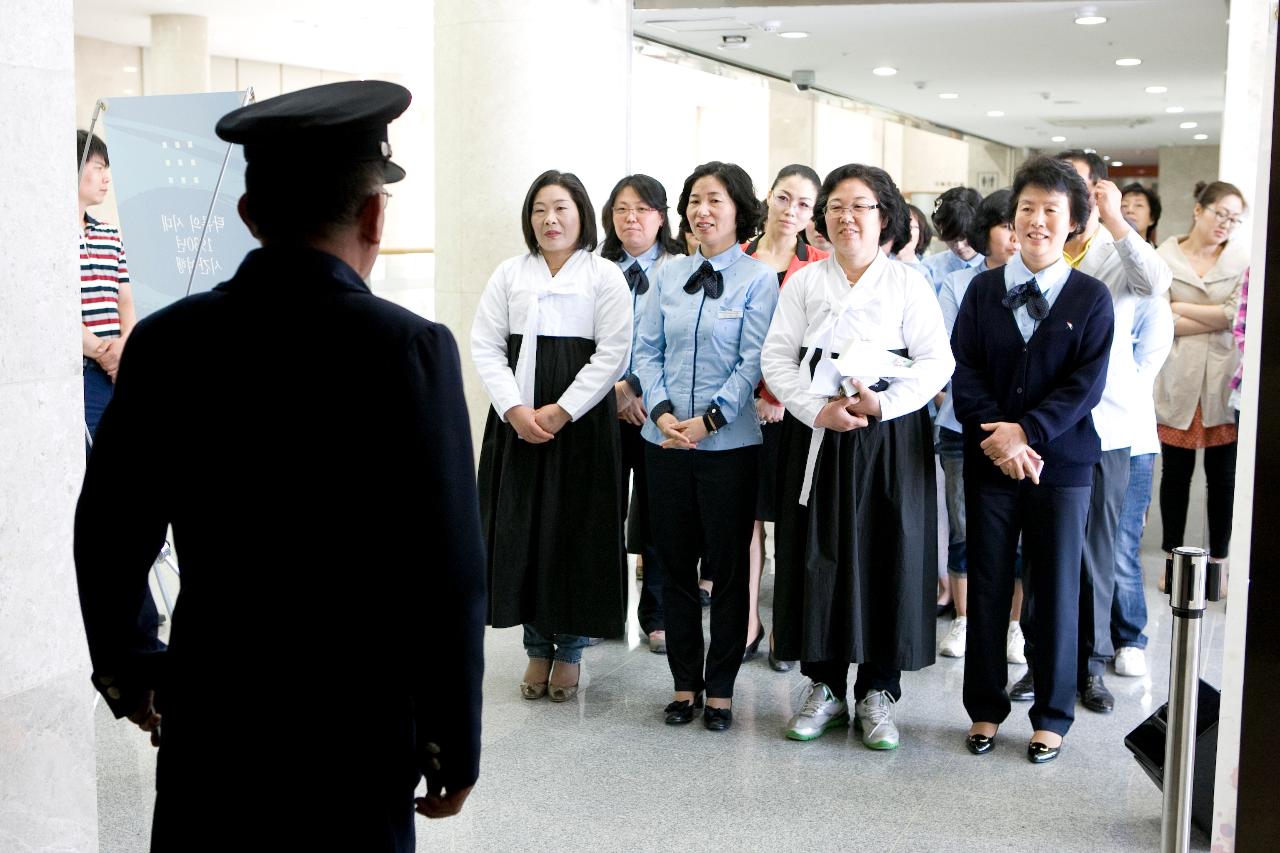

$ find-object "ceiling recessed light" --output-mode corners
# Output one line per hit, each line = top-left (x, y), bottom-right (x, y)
(986, 110), (1005, 117)
(1111, 160), (1125, 167)
(872, 66), (898, 76)
(778, 31), (809, 39)
(1145, 85), (1168, 94)
(1166, 106), (1185, 113)
(1193, 133), (1209, 140)
(1051, 135), (1067, 142)
(1115, 58), (1142, 67)
(1075, 15), (1108, 25)
(1180, 121), (1199, 129)
(122, 65), (138, 73)
(938, 92), (959, 99)
(1102, 154), (1111, 161)
(718, 34), (749, 50)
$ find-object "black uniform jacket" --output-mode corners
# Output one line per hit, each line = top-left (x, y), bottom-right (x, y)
(74, 246), (486, 846)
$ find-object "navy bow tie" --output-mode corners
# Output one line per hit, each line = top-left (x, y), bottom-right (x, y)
(1002, 277), (1050, 321)
(624, 262), (649, 295)
(683, 260), (724, 299)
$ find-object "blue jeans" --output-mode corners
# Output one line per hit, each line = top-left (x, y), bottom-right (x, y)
(1112, 453), (1155, 650)
(523, 624), (588, 664)
(83, 358), (114, 448)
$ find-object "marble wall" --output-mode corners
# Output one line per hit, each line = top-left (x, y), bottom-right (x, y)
(0, 1), (101, 850)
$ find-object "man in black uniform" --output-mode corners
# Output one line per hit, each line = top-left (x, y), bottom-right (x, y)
(74, 81), (487, 852)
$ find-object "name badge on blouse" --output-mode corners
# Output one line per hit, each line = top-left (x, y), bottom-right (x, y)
(717, 308), (744, 320)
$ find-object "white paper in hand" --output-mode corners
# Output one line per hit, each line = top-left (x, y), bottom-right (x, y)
(832, 342), (916, 381)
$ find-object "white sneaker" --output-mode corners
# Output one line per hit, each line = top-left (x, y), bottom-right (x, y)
(939, 617), (967, 657)
(1114, 646), (1148, 677)
(1006, 622), (1026, 665)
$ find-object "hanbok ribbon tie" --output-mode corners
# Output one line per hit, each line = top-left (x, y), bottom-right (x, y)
(513, 253), (584, 408)
(1001, 276), (1050, 320)
(683, 260), (724, 299)
(624, 262), (649, 295)
(797, 294), (862, 507)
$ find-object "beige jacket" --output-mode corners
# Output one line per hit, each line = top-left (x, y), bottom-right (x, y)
(1153, 236), (1247, 430)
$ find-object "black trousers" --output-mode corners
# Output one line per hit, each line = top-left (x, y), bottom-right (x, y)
(800, 660), (902, 703)
(963, 475), (1091, 737)
(621, 421), (666, 633)
(1159, 442), (1237, 558)
(645, 443), (757, 698)
(1024, 448), (1128, 682)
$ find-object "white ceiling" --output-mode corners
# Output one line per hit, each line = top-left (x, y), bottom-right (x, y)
(75, 1), (1229, 166)
(634, 0), (1230, 165)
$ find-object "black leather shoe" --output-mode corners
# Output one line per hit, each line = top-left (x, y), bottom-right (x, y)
(1027, 740), (1061, 764)
(768, 641), (795, 672)
(699, 588), (711, 608)
(1079, 674), (1115, 713)
(966, 733), (996, 755)
(663, 694), (703, 725)
(743, 628), (765, 661)
(1009, 670), (1035, 702)
(703, 706), (733, 731)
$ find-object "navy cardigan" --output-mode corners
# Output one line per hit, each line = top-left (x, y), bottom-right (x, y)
(951, 266), (1114, 487)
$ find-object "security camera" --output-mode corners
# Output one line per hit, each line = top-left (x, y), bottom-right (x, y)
(792, 70), (816, 92)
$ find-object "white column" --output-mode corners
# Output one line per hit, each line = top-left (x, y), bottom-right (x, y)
(1212, 3), (1277, 849)
(434, 0), (630, 443)
(0, 1), (100, 850)
(145, 14), (209, 96)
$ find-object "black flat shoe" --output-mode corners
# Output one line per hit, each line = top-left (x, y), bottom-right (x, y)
(1027, 740), (1061, 764)
(1079, 675), (1115, 714)
(936, 601), (954, 618)
(743, 627), (765, 661)
(663, 693), (704, 725)
(966, 733), (996, 755)
(768, 640), (795, 672)
(703, 706), (733, 731)
(699, 588), (711, 608)
(1009, 670), (1035, 702)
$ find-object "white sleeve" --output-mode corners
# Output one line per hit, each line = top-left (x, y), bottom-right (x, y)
(761, 271), (825, 428)
(469, 262), (522, 421)
(1113, 228), (1173, 298)
(876, 275), (956, 421)
(556, 261), (633, 421)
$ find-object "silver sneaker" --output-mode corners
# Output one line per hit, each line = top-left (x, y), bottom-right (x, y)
(854, 690), (899, 750)
(785, 682), (849, 741)
(939, 617), (967, 658)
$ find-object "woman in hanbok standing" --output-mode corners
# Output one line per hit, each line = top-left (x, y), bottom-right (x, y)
(472, 169), (633, 702)
(760, 163), (954, 749)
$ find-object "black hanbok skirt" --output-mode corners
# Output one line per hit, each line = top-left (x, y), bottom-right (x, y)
(478, 334), (626, 638)
(771, 404), (937, 670)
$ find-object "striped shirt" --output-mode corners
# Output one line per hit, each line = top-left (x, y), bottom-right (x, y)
(80, 214), (130, 338)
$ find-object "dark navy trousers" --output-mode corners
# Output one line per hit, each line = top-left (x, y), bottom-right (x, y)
(963, 475), (1091, 736)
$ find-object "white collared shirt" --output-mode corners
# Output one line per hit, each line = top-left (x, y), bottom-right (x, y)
(1004, 253), (1072, 343)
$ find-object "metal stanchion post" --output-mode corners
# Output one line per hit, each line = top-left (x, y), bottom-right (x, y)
(1160, 546), (1222, 853)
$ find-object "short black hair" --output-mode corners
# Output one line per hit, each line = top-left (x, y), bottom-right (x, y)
(965, 188), (1013, 257)
(599, 174), (684, 262)
(931, 186), (982, 242)
(1120, 182), (1162, 243)
(814, 163), (908, 248)
(1056, 149), (1108, 184)
(758, 163), (822, 237)
(521, 170), (597, 255)
(1008, 155), (1092, 239)
(678, 161), (763, 244)
(906, 204), (933, 259)
(245, 159), (384, 244)
(77, 129), (108, 169)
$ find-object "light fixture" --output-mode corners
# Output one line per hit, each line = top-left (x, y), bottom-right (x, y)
(872, 66), (898, 76)
(1145, 85), (1168, 94)
(122, 65), (138, 73)
(1111, 161), (1125, 167)
(1166, 106), (1185, 113)
(1115, 58), (1142, 67)
(986, 110), (1005, 117)
(1193, 133), (1209, 140)
(1051, 135), (1067, 142)
(779, 31), (809, 39)
(938, 92), (959, 99)
(719, 34), (749, 50)
(1075, 15), (1108, 25)
(1179, 121), (1198, 129)
(1102, 154), (1111, 161)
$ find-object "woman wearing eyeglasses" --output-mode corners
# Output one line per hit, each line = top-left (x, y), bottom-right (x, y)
(599, 174), (685, 653)
(741, 164), (827, 670)
(761, 164), (953, 749)
(1153, 181), (1248, 569)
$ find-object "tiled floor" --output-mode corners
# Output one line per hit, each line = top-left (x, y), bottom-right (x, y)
(96, 470), (1228, 852)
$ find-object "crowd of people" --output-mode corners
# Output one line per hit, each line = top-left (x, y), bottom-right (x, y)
(470, 152), (1249, 763)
